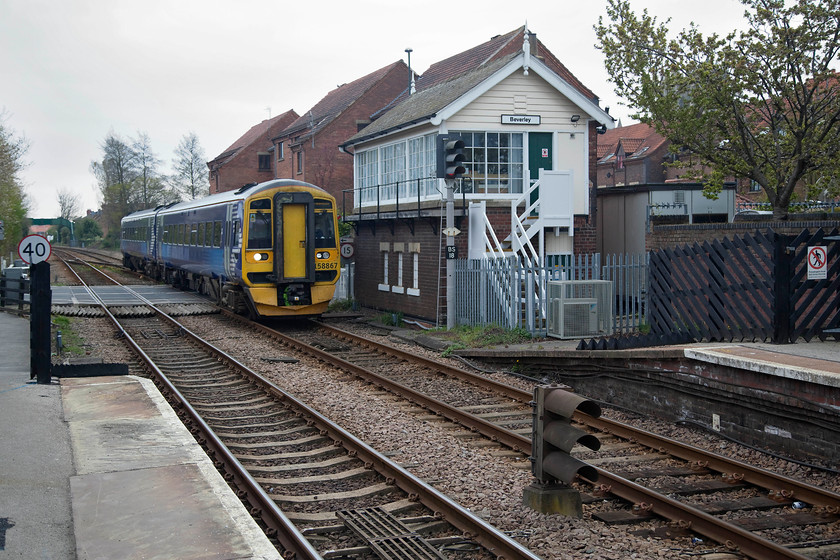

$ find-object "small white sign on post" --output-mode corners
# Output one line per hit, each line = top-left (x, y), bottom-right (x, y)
(807, 246), (827, 280)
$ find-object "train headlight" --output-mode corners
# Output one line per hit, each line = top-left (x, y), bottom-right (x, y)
(316, 251), (330, 259)
(253, 252), (270, 261)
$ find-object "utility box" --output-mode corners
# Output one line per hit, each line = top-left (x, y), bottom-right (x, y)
(2, 265), (30, 305)
(546, 280), (612, 339)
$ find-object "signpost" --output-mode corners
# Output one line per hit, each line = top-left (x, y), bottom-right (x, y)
(18, 235), (52, 384)
(17, 234), (52, 265)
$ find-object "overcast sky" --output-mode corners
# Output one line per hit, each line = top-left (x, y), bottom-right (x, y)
(1, 0), (747, 219)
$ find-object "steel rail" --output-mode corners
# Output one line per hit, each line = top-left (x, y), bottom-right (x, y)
(60, 259), (541, 560)
(314, 318), (840, 508)
(307, 319), (840, 512)
(275, 317), (835, 560)
(57, 255), (324, 560)
(313, 320), (531, 401)
(227, 312), (529, 453)
(149, 317), (542, 560)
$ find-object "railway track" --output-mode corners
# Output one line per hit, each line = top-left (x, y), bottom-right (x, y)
(214, 312), (840, 560)
(53, 251), (840, 559)
(56, 252), (541, 560)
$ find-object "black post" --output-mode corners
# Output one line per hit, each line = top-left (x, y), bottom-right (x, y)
(773, 233), (793, 344)
(29, 261), (52, 384)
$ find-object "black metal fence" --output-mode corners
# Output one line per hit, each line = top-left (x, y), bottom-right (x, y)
(0, 273), (30, 311)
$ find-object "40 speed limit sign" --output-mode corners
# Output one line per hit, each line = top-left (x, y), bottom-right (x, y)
(17, 234), (52, 264)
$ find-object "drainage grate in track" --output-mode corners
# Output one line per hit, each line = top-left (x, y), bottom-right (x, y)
(337, 507), (447, 560)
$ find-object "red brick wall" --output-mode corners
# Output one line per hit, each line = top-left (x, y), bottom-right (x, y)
(647, 217), (840, 250)
(273, 64), (409, 207)
(352, 205), (597, 322)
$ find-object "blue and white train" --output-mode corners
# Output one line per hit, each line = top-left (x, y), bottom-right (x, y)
(120, 179), (340, 318)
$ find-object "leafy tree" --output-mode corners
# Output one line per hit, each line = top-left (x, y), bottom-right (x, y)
(596, 0), (840, 218)
(77, 217), (103, 243)
(172, 132), (209, 200)
(0, 111), (30, 256)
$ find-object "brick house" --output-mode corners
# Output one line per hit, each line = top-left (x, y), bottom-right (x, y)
(207, 110), (298, 194)
(339, 26), (613, 323)
(271, 61), (411, 205)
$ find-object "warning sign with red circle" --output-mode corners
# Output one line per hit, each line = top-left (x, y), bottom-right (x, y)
(807, 246), (827, 280)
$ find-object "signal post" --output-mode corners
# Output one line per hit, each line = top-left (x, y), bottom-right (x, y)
(524, 385), (601, 516)
(436, 135), (466, 329)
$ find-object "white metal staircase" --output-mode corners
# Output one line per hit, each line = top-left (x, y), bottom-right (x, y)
(467, 168), (574, 327)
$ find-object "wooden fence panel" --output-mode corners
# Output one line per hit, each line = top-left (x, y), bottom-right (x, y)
(648, 231), (774, 342)
(648, 228), (839, 343)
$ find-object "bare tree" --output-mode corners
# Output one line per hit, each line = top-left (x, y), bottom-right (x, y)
(56, 188), (81, 220)
(132, 131), (170, 208)
(171, 132), (209, 200)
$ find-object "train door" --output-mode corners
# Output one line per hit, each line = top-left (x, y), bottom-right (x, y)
(273, 191), (314, 282)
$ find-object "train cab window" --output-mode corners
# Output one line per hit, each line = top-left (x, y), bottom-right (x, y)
(247, 199), (272, 249)
(314, 211), (336, 249)
(248, 211), (272, 249)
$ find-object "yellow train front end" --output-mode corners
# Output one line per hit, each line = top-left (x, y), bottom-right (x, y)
(240, 182), (340, 318)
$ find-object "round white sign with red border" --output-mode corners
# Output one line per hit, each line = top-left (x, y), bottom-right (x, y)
(17, 234), (52, 264)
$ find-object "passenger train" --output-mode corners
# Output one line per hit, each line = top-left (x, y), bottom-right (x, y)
(120, 179), (340, 318)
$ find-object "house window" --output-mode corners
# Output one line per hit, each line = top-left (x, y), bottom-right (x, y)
(453, 131), (524, 194)
(380, 142), (406, 202)
(258, 153), (271, 171)
(357, 149), (379, 204)
(378, 243), (390, 292)
(407, 243), (420, 297)
(408, 134), (437, 197)
(749, 180), (761, 192)
(296, 150), (304, 174)
(356, 133), (436, 205)
(277, 142), (284, 161)
(391, 243), (405, 294)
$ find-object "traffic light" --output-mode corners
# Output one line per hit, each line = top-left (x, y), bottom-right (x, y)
(436, 135), (466, 179)
(531, 385), (601, 485)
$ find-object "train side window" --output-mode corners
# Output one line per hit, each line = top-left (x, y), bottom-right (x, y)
(213, 221), (222, 247)
(197, 223), (205, 246)
(190, 224), (197, 246)
(179, 224), (185, 245)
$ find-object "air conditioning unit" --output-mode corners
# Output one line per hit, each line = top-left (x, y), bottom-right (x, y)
(546, 280), (613, 339)
(548, 298), (598, 339)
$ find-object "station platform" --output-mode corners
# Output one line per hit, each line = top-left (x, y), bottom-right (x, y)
(0, 311), (281, 560)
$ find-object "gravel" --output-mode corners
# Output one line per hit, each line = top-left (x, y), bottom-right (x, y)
(60, 295), (840, 560)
